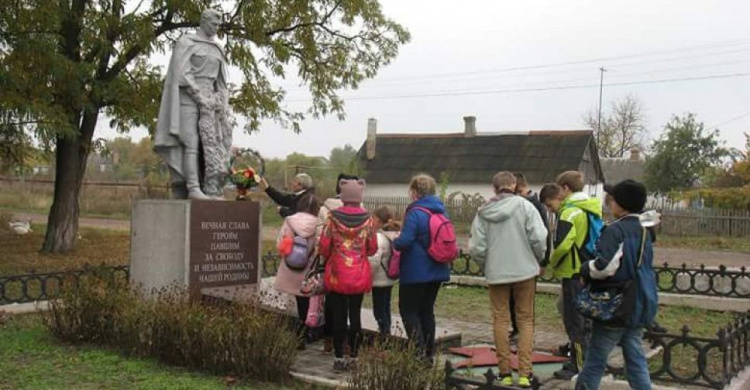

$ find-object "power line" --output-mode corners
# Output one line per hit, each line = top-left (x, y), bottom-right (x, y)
(277, 46), (750, 91)
(707, 110), (750, 130)
(285, 72), (750, 102)
(367, 39), (750, 82)
(608, 58), (750, 78)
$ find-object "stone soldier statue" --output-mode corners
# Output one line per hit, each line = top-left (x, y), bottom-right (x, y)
(154, 9), (233, 199)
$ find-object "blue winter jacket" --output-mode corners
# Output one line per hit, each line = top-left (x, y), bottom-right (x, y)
(580, 215), (658, 328)
(393, 195), (452, 285)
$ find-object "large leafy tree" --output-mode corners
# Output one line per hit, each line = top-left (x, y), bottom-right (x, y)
(584, 95), (647, 158)
(644, 113), (730, 193)
(0, 0), (409, 252)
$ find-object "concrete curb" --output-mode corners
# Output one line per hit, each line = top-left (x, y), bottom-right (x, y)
(449, 276), (750, 312)
(726, 364), (750, 390)
(569, 374), (684, 390)
(290, 371), (345, 388)
(0, 301), (49, 314)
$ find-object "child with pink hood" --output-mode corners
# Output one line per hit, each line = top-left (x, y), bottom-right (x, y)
(319, 178), (378, 372)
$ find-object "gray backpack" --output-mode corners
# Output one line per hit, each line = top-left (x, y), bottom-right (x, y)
(285, 234), (311, 271)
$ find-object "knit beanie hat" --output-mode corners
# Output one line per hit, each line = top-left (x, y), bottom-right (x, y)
(339, 178), (366, 204)
(335, 174), (359, 195)
(607, 179), (647, 213)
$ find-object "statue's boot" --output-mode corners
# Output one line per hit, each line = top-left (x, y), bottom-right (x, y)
(184, 150), (209, 200)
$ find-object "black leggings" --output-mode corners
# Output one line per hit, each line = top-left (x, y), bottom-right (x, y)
(329, 293), (364, 358)
(399, 282), (441, 358)
(324, 293), (333, 336)
(295, 296), (310, 339)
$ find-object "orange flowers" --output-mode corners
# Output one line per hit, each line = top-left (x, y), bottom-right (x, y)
(230, 166), (259, 188)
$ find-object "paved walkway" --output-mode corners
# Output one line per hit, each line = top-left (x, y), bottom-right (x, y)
(289, 316), (572, 389)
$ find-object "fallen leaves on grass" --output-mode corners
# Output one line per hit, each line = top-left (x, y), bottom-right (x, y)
(0, 211), (130, 276)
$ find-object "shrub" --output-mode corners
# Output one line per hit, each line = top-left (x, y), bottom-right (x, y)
(684, 185), (750, 210)
(44, 268), (298, 383)
(348, 340), (443, 390)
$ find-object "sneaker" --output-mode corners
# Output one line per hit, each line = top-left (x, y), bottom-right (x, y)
(518, 375), (534, 388)
(333, 358), (348, 373)
(347, 357), (358, 371)
(498, 373), (513, 386)
(553, 367), (578, 380)
(551, 342), (571, 357)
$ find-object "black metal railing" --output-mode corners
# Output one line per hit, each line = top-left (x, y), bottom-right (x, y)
(641, 312), (750, 389)
(444, 361), (540, 390)
(0, 266), (130, 305)
(652, 263), (750, 298)
(261, 251), (750, 299)
(4, 255), (747, 302)
(450, 252), (750, 299)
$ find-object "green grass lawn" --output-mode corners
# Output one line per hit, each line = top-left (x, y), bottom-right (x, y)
(0, 315), (316, 390)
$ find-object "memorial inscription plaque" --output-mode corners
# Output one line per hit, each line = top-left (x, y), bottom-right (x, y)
(189, 201), (261, 296)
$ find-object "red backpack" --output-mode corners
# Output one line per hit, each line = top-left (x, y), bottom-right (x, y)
(412, 206), (459, 263)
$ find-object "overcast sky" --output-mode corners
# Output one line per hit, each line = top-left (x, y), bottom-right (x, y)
(101, 0), (750, 159)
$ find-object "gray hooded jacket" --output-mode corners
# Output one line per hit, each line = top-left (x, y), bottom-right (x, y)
(468, 194), (548, 285)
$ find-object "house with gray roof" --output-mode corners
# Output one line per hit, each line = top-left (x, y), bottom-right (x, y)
(357, 116), (605, 199)
(600, 148), (645, 185)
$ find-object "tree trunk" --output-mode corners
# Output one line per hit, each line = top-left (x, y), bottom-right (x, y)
(41, 110), (98, 253)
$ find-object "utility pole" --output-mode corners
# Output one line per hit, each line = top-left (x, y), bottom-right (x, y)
(597, 67), (607, 149)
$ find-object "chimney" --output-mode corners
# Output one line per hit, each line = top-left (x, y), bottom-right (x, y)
(630, 146), (641, 161)
(463, 116), (476, 137)
(366, 118), (377, 160)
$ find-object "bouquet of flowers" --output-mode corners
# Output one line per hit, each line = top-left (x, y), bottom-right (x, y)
(228, 147), (265, 200)
(230, 166), (259, 189)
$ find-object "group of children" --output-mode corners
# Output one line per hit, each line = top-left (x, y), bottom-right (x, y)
(539, 171), (658, 389)
(270, 169), (658, 388)
(273, 173), (451, 373)
(467, 169), (657, 389)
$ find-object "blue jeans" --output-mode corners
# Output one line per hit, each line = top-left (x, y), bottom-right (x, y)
(372, 286), (393, 337)
(576, 323), (651, 390)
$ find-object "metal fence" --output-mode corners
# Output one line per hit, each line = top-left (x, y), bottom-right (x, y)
(8, 257), (745, 304)
(451, 252), (750, 299)
(0, 266), (130, 305)
(259, 252), (750, 299)
(642, 313), (750, 389)
(363, 195), (486, 225)
(364, 196), (750, 237)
